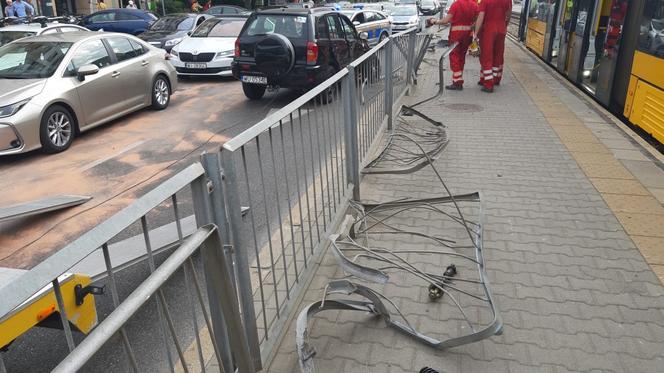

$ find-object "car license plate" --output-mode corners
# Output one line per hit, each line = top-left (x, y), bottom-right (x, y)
(241, 75), (267, 85)
(185, 63), (207, 69)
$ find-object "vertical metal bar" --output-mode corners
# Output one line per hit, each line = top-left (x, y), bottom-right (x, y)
(299, 107), (319, 253)
(172, 195), (206, 373)
(312, 97), (332, 226)
(333, 82), (346, 192)
(278, 120), (302, 280)
(258, 134), (290, 302)
(183, 265), (206, 373)
(330, 81), (343, 202)
(239, 147), (271, 341)
(267, 127), (293, 297)
(0, 353), (6, 373)
(218, 150), (263, 369)
(157, 291), (190, 373)
(288, 116), (309, 268)
(343, 67), (361, 201)
(102, 244), (140, 373)
(322, 92), (338, 210)
(310, 99), (328, 231)
(186, 258), (224, 369)
(52, 278), (75, 352)
(190, 178), (235, 373)
(141, 216), (176, 373)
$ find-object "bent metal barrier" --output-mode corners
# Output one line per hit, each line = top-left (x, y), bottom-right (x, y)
(0, 28), (435, 372)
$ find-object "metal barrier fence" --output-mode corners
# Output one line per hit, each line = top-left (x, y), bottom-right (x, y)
(0, 27), (433, 373)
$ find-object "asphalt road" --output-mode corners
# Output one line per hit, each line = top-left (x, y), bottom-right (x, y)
(0, 74), (351, 372)
(0, 76), (302, 269)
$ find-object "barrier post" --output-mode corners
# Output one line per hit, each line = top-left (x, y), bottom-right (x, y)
(343, 67), (361, 201)
(218, 149), (263, 370)
(191, 172), (236, 373)
(385, 37), (394, 132)
(406, 30), (417, 90)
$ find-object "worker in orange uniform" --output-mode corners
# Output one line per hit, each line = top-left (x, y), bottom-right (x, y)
(426, 0), (479, 90)
(474, 0), (512, 92)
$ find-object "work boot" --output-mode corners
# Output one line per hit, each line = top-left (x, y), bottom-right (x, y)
(481, 86), (494, 93)
(446, 84), (463, 91)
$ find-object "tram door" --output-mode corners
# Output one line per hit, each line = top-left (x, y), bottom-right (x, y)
(555, 0), (577, 72)
(567, 0), (599, 84)
(543, 0), (562, 62)
(594, 0), (630, 106)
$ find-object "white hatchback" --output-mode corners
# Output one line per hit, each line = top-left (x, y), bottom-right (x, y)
(169, 16), (247, 77)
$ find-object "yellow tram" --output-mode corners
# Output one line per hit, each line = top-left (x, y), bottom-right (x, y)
(519, 0), (664, 144)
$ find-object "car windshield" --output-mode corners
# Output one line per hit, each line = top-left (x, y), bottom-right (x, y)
(392, 6), (417, 16)
(192, 19), (246, 37)
(0, 41), (72, 79)
(245, 15), (307, 38)
(422, 0), (435, 6)
(0, 31), (37, 47)
(150, 16), (194, 32)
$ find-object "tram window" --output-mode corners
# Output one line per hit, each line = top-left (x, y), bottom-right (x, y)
(637, 0), (664, 58)
(529, 0), (552, 21)
(575, 0), (593, 35)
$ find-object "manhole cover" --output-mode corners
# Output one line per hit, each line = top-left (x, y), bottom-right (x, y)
(444, 103), (483, 113)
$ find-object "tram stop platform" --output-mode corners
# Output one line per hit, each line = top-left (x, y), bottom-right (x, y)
(218, 38), (664, 373)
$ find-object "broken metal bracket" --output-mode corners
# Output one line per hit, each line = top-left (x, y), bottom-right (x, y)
(0, 195), (92, 223)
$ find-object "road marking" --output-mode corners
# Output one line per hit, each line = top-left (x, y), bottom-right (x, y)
(80, 140), (146, 172)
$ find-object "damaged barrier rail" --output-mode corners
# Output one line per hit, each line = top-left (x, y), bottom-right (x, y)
(295, 112), (502, 371)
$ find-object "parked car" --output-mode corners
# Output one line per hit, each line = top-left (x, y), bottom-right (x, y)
(340, 9), (391, 45)
(138, 13), (211, 52)
(80, 9), (158, 35)
(391, 5), (422, 32)
(170, 16), (247, 76)
(419, 0), (439, 15)
(204, 5), (250, 15)
(0, 18), (89, 47)
(232, 7), (370, 100)
(0, 32), (177, 155)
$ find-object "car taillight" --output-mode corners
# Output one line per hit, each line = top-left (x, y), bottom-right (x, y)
(235, 38), (240, 58)
(306, 41), (318, 64)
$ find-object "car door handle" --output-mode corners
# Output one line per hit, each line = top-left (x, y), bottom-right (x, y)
(112, 71), (120, 78)
(141, 61), (149, 66)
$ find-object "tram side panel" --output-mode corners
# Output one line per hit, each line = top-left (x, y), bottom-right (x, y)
(623, 0), (664, 144)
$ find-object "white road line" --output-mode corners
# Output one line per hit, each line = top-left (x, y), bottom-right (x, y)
(80, 140), (146, 172)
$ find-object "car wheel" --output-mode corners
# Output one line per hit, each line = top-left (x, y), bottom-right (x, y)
(151, 75), (171, 110)
(319, 66), (340, 105)
(242, 83), (266, 100)
(40, 105), (75, 154)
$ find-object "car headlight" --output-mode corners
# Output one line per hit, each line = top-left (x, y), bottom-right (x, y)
(165, 37), (183, 47)
(0, 99), (30, 118)
(215, 50), (235, 59)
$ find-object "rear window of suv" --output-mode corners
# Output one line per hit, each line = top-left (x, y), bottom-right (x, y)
(245, 14), (308, 39)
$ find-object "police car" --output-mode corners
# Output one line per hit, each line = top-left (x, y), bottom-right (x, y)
(340, 9), (392, 45)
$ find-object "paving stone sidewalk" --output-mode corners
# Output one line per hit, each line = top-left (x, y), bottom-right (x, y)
(264, 39), (664, 373)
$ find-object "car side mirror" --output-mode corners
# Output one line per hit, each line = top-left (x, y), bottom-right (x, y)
(353, 21), (361, 26)
(77, 64), (99, 81)
(187, 31), (192, 36)
(359, 31), (369, 40)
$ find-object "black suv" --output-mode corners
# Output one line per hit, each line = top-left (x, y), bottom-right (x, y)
(232, 7), (371, 100)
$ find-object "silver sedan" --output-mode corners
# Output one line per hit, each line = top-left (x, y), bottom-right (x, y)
(0, 31), (178, 155)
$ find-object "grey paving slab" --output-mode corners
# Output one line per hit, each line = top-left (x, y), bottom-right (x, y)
(621, 160), (664, 189)
(265, 40), (664, 373)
